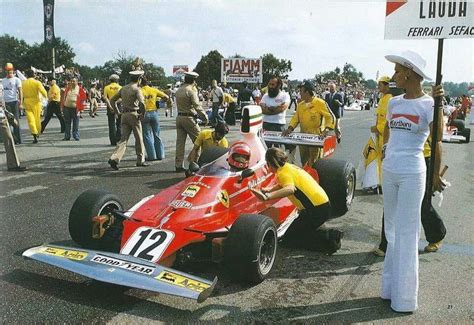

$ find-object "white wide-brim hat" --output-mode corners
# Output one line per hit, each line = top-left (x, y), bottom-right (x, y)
(385, 50), (432, 81)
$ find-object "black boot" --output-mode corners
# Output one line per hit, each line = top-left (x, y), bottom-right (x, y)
(33, 134), (38, 144)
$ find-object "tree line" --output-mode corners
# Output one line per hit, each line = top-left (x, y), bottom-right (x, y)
(1, 34), (471, 96)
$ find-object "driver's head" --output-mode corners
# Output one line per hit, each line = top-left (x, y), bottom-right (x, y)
(227, 142), (251, 171)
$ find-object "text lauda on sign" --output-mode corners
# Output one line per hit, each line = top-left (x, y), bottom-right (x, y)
(419, 1), (467, 19)
(407, 1), (472, 37)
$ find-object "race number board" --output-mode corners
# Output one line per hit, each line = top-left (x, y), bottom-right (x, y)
(121, 227), (174, 263)
(262, 131), (325, 147)
(385, 0), (474, 40)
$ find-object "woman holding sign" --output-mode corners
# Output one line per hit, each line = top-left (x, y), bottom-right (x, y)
(381, 50), (445, 313)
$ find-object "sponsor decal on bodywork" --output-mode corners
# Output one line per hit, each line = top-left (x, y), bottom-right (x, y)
(217, 190), (229, 208)
(187, 181), (210, 189)
(41, 246), (88, 261)
(170, 200), (193, 209)
(155, 271), (210, 293)
(181, 185), (200, 198)
(91, 254), (155, 275)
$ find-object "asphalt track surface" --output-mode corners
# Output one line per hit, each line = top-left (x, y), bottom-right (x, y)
(1, 107), (473, 323)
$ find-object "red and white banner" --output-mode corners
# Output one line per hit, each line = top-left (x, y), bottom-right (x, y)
(385, 0), (474, 40)
(221, 58), (262, 83)
(173, 65), (189, 78)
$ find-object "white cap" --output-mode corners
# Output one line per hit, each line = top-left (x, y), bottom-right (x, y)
(385, 50), (432, 81)
(184, 71), (199, 78)
(129, 70), (145, 76)
(109, 74), (120, 80)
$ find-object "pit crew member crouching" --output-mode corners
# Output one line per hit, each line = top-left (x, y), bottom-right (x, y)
(188, 122), (229, 166)
(251, 147), (343, 255)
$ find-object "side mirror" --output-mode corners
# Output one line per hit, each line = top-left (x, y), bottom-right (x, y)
(239, 169), (255, 183)
(189, 162), (200, 173)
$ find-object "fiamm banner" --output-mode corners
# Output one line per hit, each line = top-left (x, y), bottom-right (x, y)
(221, 58), (262, 83)
(43, 0), (55, 45)
(385, 0), (474, 40)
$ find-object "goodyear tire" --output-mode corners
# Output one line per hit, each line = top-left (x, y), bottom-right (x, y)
(69, 189), (124, 251)
(198, 146), (229, 166)
(462, 127), (470, 143)
(312, 159), (356, 217)
(224, 214), (277, 284)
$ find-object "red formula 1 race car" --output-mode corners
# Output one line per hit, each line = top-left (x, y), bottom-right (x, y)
(442, 105), (471, 143)
(23, 105), (356, 303)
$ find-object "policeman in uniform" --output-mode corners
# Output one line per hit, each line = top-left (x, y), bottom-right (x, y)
(103, 74), (122, 145)
(174, 71), (208, 172)
(0, 106), (26, 171)
(108, 70), (148, 170)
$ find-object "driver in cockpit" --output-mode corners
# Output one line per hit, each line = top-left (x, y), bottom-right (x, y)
(227, 142), (251, 172)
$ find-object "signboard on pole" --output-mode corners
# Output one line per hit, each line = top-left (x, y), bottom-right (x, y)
(173, 65), (189, 78)
(384, 0), (473, 201)
(43, 0), (55, 45)
(385, 0), (474, 40)
(221, 58), (262, 83)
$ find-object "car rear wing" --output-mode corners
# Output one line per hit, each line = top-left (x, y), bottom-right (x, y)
(262, 131), (337, 158)
(23, 245), (216, 303)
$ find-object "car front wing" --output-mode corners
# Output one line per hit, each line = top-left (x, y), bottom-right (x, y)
(22, 244), (217, 303)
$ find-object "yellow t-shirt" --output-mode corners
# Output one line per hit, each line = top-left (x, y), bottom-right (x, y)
(375, 93), (392, 135)
(194, 129), (229, 151)
(423, 137), (431, 158)
(22, 78), (47, 106)
(276, 163), (329, 209)
(289, 97), (335, 134)
(103, 82), (122, 100)
(141, 85), (167, 111)
(223, 93), (236, 104)
(48, 84), (61, 102)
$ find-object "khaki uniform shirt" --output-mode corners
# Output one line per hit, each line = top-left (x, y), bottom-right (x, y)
(175, 83), (207, 122)
(111, 82), (144, 114)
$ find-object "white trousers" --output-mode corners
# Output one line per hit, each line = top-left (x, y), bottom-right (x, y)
(381, 169), (425, 312)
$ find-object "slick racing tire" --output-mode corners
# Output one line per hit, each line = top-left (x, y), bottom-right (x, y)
(198, 147), (229, 166)
(69, 189), (124, 251)
(224, 214), (277, 284)
(313, 159), (356, 218)
(462, 127), (470, 143)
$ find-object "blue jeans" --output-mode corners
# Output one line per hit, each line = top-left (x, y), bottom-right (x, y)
(63, 106), (79, 140)
(210, 102), (224, 125)
(142, 110), (164, 160)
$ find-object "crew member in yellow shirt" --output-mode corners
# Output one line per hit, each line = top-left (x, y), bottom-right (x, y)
(282, 81), (335, 166)
(41, 78), (65, 134)
(140, 77), (169, 160)
(188, 122), (229, 165)
(223, 91), (237, 125)
(251, 147), (343, 255)
(370, 76), (392, 184)
(22, 69), (47, 143)
(103, 74), (122, 145)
